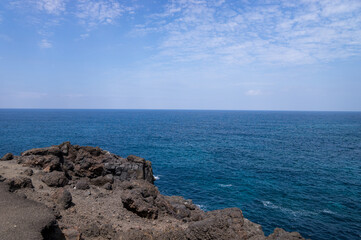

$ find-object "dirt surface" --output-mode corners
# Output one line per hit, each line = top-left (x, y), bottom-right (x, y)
(0, 183), (56, 240)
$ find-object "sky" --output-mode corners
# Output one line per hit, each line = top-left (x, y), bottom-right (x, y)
(0, 0), (360, 111)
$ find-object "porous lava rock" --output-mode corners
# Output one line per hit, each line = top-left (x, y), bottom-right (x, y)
(41, 171), (69, 187)
(75, 178), (89, 190)
(5, 176), (33, 192)
(1, 153), (14, 161)
(52, 188), (73, 209)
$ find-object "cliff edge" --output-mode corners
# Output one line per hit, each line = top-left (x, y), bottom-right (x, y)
(0, 142), (307, 240)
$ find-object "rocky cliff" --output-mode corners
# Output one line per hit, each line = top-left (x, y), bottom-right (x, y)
(0, 142), (307, 240)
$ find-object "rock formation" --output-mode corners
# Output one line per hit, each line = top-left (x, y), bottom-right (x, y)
(0, 142), (307, 240)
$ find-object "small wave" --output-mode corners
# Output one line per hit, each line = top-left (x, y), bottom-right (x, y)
(154, 175), (160, 180)
(262, 201), (316, 217)
(218, 184), (233, 187)
(262, 201), (277, 208)
(322, 209), (336, 215)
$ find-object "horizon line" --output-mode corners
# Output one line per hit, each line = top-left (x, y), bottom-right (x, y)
(0, 108), (360, 113)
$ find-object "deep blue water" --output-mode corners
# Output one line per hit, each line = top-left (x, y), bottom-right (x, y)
(0, 109), (360, 240)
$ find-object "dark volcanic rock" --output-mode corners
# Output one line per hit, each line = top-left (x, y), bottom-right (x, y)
(18, 142), (155, 185)
(119, 180), (204, 221)
(52, 188), (72, 209)
(22, 146), (62, 157)
(21, 155), (62, 170)
(75, 178), (89, 190)
(5, 176), (34, 192)
(1, 153), (14, 161)
(24, 168), (34, 176)
(90, 174), (113, 186)
(0, 175), (5, 182)
(41, 171), (69, 187)
(186, 208), (246, 240)
(121, 181), (160, 219)
(267, 228), (305, 240)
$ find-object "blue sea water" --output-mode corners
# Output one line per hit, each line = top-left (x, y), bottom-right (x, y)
(0, 109), (360, 240)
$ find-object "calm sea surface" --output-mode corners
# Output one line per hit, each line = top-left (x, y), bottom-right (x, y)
(0, 109), (360, 239)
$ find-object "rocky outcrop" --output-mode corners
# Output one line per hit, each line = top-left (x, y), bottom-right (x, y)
(18, 142), (154, 185)
(1, 153), (13, 161)
(4, 176), (34, 192)
(0, 142), (308, 240)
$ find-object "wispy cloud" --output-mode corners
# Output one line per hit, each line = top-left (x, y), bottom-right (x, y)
(79, 33), (90, 40)
(76, 0), (135, 28)
(137, 0), (361, 65)
(36, 0), (66, 15)
(9, 0), (66, 15)
(39, 39), (52, 48)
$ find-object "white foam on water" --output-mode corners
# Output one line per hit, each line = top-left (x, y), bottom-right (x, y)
(154, 175), (160, 180)
(262, 201), (317, 217)
(218, 184), (233, 187)
(322, 209), (336, 215)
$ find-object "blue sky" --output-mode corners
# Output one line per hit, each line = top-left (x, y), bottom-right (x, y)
(0, 0), (360, 110)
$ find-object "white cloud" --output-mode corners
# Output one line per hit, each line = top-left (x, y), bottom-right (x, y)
(76, 0), (135, 27)
(36, 0), (66, 15)
(9, 0), (66, 15)
(39, 39), (52, 48)
(137, 0), (361, 65)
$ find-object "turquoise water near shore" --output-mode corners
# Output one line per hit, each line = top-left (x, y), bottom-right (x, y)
(0, 109), (360, 239)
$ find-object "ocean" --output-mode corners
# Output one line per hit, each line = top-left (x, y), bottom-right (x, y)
(0, 109), (360, 240)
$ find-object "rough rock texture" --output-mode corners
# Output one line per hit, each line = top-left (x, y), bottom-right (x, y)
(4, 176), (34, 192)
(75, 178), (89, 190)
(41, 171), (69, 187)
(0, 143), (308, 240)
(52, 188), (73, 209)
(24, 168), (34, 176)
(267, 228), (305, 240)
(18, 142), (154, 184)
(1, 153), (14, 161)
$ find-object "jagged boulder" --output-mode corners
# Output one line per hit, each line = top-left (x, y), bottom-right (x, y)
(22, 146), (62, 157)
(75, 178), (90, 190)
(186, 208), (246, 240)
(120, 180), (160, 219)
(1, 153), (13, 161)
(52, 188), (72, 209)
(24, 168), (34, 176)
(41, 171), (69, 187)
(5, 176), (34, 192)
(16, 142), (155, 185)
(119, 180), (204, 221)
